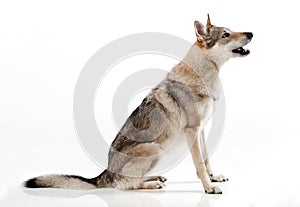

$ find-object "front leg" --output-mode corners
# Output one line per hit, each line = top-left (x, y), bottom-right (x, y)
(200, 130), (228, 182)
(185, 127), (222, 194)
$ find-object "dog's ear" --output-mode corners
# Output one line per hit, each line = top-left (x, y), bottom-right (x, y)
(206, 14), (212, 29)
(194, 20), (207, 41)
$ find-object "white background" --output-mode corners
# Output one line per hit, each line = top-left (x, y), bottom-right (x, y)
(1, 0), (300, 206)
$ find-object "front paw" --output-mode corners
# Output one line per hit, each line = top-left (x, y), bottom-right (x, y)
(204, 185), (222, 194)
(209, 174), (229, 182)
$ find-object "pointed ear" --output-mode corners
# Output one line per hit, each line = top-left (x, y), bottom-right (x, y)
(206, 14), (212, 29)
(194, 20), (207, 41)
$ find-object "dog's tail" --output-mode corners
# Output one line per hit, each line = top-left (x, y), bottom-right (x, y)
(24, 169), (112, 190)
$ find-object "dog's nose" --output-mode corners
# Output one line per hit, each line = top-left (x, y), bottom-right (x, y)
(244, 32), (253, 40)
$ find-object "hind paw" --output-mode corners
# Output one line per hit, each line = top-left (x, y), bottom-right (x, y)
(143, 176), (167, 183)
(155, 176), (167, 183)
(140, 181), (165, 189)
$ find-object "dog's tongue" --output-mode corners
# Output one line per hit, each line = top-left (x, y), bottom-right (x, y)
(235, 47), (243, 52)
(237, 47), (243, 52)
(232, 47), (250, 55)
(232, 46), (250, 55)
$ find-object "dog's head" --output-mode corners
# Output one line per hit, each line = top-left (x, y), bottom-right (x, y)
(194, 15), (253, 59)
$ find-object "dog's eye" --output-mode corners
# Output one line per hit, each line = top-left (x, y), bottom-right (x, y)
(222, 32), (230, 38)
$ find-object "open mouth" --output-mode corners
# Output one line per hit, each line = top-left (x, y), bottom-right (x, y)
(232, 47), (250, 56)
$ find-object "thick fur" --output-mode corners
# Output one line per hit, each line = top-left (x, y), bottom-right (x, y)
(24, 15), (252, 194)
(25, 170), (113, 189)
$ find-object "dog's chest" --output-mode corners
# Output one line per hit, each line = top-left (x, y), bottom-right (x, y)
(198, 97), (215, 127)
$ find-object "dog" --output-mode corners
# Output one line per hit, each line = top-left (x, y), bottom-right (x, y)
(24, 15), (253, 194)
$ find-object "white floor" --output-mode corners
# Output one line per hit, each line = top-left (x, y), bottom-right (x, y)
(0, 183), (237, 207)
(2, 174), (300, 207)
(1, 145), (300, 207)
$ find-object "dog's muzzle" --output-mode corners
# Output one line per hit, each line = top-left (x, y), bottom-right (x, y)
(232, 32), (253, 56)
(243, 32), (253, 40)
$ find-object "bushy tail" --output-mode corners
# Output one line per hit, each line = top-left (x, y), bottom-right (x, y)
(24, 170), (111, 190)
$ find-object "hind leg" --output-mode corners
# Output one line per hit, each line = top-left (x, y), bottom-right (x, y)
(113, 143), (163, 190)
(113, 176), (165, 190)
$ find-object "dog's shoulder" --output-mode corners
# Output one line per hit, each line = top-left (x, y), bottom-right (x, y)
(167, 61), (209, 97)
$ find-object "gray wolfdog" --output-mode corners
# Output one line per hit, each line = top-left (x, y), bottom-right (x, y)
(25, 15), (253, 194)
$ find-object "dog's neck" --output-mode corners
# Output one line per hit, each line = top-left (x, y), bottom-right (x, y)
(183, 44), (227, 71)
(182, 44), (223, 100)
